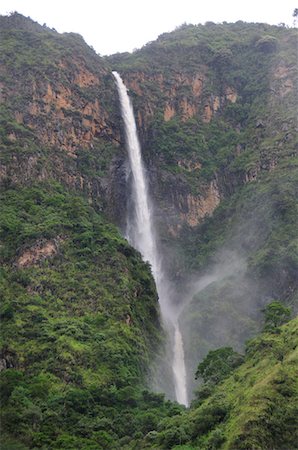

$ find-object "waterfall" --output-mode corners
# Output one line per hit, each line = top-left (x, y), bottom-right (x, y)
(113, 71), (188, 406)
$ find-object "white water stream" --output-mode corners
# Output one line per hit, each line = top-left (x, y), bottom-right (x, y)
(113, 71), (188, 406)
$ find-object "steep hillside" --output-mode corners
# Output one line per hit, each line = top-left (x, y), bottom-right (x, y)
(0, 12), (297, 449)
(109, 21), (297, 398)
(0, 182), (182, 449)
(0, 13), (124, 222)
(110, 21), (297, 235)
(136, 317), (298, 449)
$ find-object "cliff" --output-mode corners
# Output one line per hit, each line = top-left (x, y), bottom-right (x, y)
(1, 17), (296, 238)
(0, 13), (297, 449)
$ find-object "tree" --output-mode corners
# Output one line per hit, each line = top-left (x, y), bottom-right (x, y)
(262, 301), (291, 332)
(195, 347), (244, 385)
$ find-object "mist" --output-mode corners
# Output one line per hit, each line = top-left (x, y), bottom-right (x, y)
(173, 185), (285, 400)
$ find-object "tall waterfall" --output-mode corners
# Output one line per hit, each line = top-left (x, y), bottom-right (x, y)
(113, 71), (188, 406)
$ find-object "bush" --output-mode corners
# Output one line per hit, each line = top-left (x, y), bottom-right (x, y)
(262, 301), (291, 332)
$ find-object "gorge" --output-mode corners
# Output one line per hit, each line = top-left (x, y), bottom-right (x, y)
(113, 71), (188, 405)
(0, 12), (297, 450)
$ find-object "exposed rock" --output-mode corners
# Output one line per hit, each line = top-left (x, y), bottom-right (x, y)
(180, 98), (197, 121)
(256, 120), (265, 128)
(129, 78), (143, 95)
(16, 238), (64, 267)
(42, 82), (72, 110)
(180, 180), (221, 227)
(125, 314), (132, 325)
(160, 178), (221, 235)
(203, 103), (213, 123)
(202, 96), (221, 122)
(271, 64), (294, 97)
(244, 164), (260, 182)
(192, 75), (204, 97)
(225, 87), (237, 103)
(73, 66), (100, 88)
(177, 159), (202, 171)
(167, 224), (180, 238)
(1, 18), (295, 253)
(0, 349), (17, 370)
(164, 103), (176, 121)
(7, 132), (17, 142)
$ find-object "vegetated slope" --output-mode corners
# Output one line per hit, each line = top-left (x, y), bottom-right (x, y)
(136, 317), (298, 449)
(110, 21), (297, 235)
(0, 12), (297, 449)
(180, 159), (298, 396)
(0, 12), (125, 223)
(0, 182), (184, 449)
(110, 20), (298, 399)
(109, 21), (297, 294)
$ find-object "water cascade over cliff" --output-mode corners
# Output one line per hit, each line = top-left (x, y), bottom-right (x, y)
(113, 71), (188, 405)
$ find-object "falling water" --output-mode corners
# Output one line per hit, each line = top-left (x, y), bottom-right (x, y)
(113, 71), (188, 406)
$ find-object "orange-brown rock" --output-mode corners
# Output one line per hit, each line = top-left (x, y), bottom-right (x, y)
(180, 180), (220, 227)
(271, 64), (294, 97)
(213, 96), (221, 111)
(15, 112), (24, 124)
(7, 132), (17, 142)
(192, 75), (203, 97)
(180, 98), (197, 121)
(13, 73), (112, 154)
(164, 104), (176, 121)
(17, 238), (63, 268)
(125, 72), (146, 95)
(225, 87), (237, 103)
(74, 68), (100, 88)
(177, 159), (201, 171)
(202, 95), (222, 122)
(40, 82), (73, 111)
(167, 224), (181, 238)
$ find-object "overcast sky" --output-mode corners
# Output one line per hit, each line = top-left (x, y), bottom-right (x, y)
(0, 0), (296, 55)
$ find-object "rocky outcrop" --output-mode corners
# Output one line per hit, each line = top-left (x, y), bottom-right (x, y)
(180, 180), (221, 227)
(271, 63), (294, 97)
(124, 68), (239, 128)
(1, 15), (296, 247)
(16, 238), (64, 267)
(12, 72), (115, 155)
(164, 104), (176, 121)
(156, 177), (221, 236)
(165, 179), (221, 233)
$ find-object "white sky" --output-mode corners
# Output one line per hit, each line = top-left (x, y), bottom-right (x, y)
(0, 0), (296, 55)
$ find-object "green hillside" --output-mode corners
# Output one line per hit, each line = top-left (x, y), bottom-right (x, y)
(0, 13), (297, 449)
(137, 317), (298, 449)
(0, 182), (184, 449)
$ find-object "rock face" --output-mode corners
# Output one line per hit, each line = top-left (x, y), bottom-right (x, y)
(0, 15), (296, 240)
(16, 238), (63, 267)
(4, 60), (115, 155)
(180, 180), (221, 227)
(124, 70), (237, 127)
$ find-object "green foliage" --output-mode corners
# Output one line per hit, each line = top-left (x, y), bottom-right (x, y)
(0, 182), (183, 448)
(195, 347), (244, 385)
(1, 14), (297, 449)
(137, 318), (298, 449)
(262, 301), (291, 332)
(255, 35), (278, 52)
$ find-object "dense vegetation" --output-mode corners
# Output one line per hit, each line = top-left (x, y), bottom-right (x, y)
(0, 182), (186, 449)
(0, 13), (297, 449)
(136, 316), (298, 449)
(116, 21), (297, 403)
